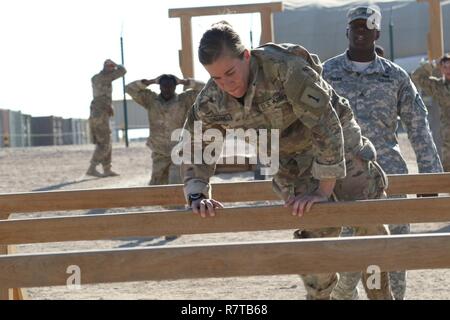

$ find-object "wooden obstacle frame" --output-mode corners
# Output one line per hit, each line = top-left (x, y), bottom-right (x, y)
(1, 173), (450, 299)
(169, 2), (283, 78)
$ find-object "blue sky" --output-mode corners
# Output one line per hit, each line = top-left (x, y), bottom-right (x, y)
(0, 0), (264, 119)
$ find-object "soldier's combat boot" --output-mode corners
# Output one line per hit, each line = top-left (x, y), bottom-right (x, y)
(86, 164), (104, 177)
(103, 166), (119, 177)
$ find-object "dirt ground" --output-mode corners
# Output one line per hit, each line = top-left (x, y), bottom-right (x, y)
(0, 133), (449, 300)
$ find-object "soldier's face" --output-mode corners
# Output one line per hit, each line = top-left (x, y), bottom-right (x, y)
(440, 61), (450, 81)
(203, 50), (251, 98)
(159, 80), (176, 101)
(347, 19), (380, 50)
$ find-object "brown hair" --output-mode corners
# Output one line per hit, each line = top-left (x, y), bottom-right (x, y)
(198, 21), (246, 65)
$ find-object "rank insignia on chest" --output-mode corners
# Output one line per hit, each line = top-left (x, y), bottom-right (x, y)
(259, 92), (287, 111)
(377, 73), (393, 83)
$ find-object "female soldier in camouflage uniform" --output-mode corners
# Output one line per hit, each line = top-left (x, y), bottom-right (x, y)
(181, 22), (392, 300)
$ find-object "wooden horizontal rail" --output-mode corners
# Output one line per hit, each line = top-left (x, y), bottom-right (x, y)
(386, 173), (450, 195)
(168, 2), (283, 18)
(0, 173), (449, 215)
(1, 197), (450, 245)
(1, 234), (450, 289)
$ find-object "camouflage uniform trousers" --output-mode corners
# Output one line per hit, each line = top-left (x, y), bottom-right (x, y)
(440, 117), (450, 172)
(150, 151), (184, 240)
(89, 117), (112, 169)
(274, 153), (393, 300)
(332, 195), (408, 300)
(388, 219), (409, 300)
(149, 151), (181, 185)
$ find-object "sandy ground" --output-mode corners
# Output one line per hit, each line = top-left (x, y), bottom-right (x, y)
(0, 133), (449, 300)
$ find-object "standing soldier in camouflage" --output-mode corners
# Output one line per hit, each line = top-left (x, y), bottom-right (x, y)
(323, 6), (443, 300)
(87, 59), (126, 177)
(412, 54), (450, 171)
(126, 74), (204, 185)
(181, 21), (393, 300)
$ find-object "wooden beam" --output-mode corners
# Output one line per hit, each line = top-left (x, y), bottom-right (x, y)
(260, 7), (275, 44)
(0, 243), (10, 299)
(0, 210), (9, 299)
(1, 234), (450, 289)
(387, 172), (450, 195)
(417, 0), (444, 60)
(1, 173), (450, 215)
(1, 196), (450, 245)
(429, 0), (444, 60)
(179, 15), (194, 78)
(0, 212), (25, 300)
(169, 2), (283, 78)
(6, 245), (28, 300)
(169, 3), (283, 18)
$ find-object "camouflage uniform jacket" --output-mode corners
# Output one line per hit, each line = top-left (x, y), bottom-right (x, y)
(412, 62), (450, 120)
(90, 65), (127, 119)
(323, 52), (442, 175)
(182, 43), (373, 200)
(126, 79), (204, 154)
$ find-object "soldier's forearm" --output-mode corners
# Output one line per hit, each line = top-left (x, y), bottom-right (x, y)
(145, 78), (160, 86)
(317, 178), (336, 198)
(110, 65), (127, 80)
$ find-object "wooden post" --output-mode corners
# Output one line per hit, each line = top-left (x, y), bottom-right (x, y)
(0, 212), (11, 300)
(179, 15), (194, 78)
(169, 2), (283, 78)
(418, 0), (444, 60)
(260, 8), (275, 45)
(428, 0), (444, 60)
(0, 244), (10, 300)
(0, 212), (27, 300)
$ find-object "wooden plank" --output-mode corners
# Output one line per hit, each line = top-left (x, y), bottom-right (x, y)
(260, 8), (274, 44)
(1, 196), (450, 245)
(0, 185), (187, 214)
(169, 2), (283, 18)
(0, 212), (11, 299)
(1, 173), (450, 215)
(12, 288), (25, 300)
(6, 245), (28, 300)
(0, 243), (10, 299)
(387, 173), (450, 195)
(1, 234), (450, 289)
(429, 0), (444, 60)
(179, 15), (194, 78)
(417, 0), (444, 60)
